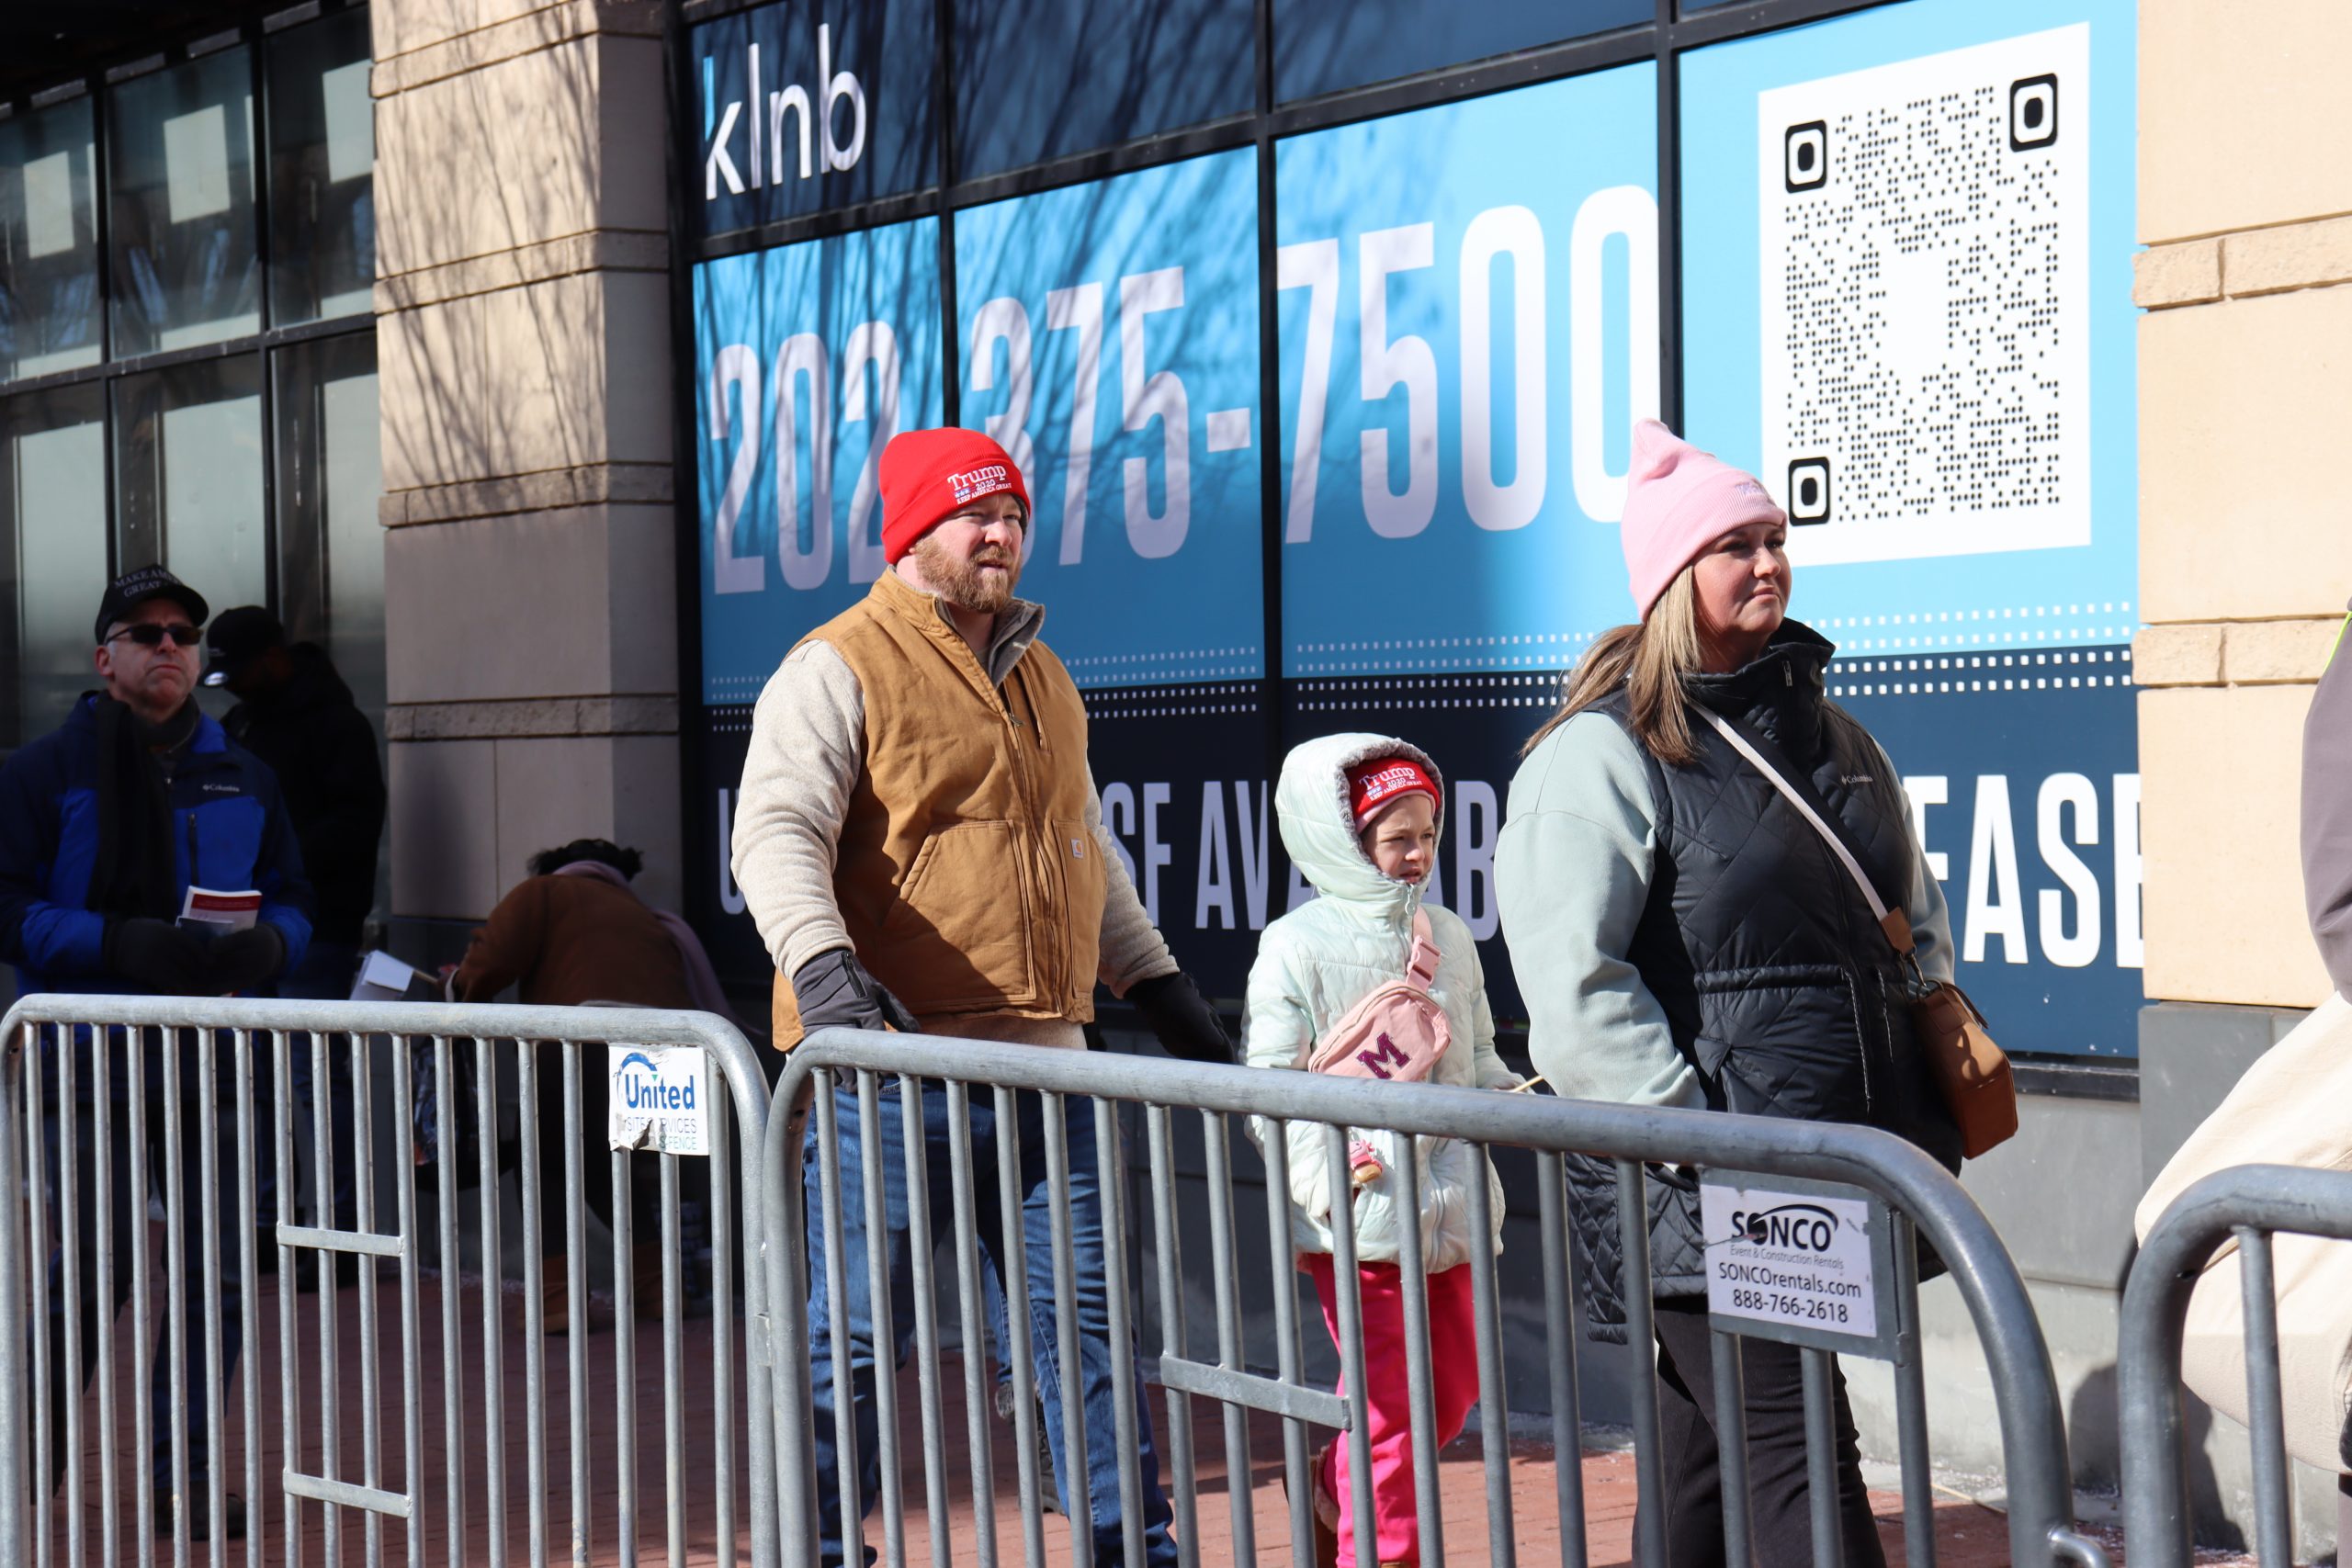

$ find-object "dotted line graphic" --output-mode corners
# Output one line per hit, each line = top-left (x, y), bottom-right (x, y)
(1286, 604), (2137, 673)
(1279, 649), (2132, 716)
(1086, 682), (1262, 721)
(1814, 601), (2134, 651)
(1290, 632), (1600, 676)
(1828, 646), (2132, 697)
(1064, 646), (1259, 671)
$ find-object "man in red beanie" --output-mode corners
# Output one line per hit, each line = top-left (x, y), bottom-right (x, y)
(732, 426), (1222, 1567)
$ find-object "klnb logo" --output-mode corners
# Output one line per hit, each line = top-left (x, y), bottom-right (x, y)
(615, 1051), (698, 1114)
(1724, 1202), (1840, 1254)
(703, 22), (866, 201)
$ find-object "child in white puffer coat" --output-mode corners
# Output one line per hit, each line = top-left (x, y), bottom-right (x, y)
(1243, 732), (1521, 1568)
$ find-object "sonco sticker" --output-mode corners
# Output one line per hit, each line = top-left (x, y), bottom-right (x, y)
(608, 1044), (713, 1157)
(1699, 1176), (1897, 1355)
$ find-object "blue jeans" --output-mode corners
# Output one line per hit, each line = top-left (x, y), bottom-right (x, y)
(804, 1083), (1176, 1568)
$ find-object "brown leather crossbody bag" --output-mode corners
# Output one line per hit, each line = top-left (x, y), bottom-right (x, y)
(1700, 709), (2018, 1158)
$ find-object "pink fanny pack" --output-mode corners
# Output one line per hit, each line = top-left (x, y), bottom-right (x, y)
(1307, 908), (1452, 1084)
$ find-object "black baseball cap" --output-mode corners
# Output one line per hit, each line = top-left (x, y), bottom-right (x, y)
(94, 565), (209, 646)
(202, 605), (288, 688)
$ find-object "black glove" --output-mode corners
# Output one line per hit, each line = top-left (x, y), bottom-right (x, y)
(205, 923), (288, 996)
(1129, 971), (1236, 1065)
(792, 948), (920, 1034)
(104, 917), (208, 995)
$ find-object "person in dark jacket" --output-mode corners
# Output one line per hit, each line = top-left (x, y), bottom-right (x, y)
(205, 606), (382, 982)
(206, 605), (385, 1247)
(1498, 424), (1960, 1568)
(0, 566), (313, 1540)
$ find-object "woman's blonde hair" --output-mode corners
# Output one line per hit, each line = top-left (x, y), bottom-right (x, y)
(1521, 569), (1707, 765)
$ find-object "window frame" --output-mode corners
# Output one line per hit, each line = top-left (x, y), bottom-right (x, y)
(0, 0), (378, 752)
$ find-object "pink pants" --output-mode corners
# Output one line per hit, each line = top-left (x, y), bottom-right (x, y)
(1304, 1257), (1480, 1567)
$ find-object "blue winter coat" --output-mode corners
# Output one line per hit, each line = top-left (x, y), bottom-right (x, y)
(0, 695), (313, 998)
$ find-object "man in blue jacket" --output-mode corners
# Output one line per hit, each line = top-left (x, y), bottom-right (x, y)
(0, 565), (312, 1541)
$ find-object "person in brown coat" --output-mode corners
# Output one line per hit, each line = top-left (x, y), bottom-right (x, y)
(453, 838), (735, 1329)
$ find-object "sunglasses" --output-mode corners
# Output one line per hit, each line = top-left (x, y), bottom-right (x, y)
(107, 623), (202, 649)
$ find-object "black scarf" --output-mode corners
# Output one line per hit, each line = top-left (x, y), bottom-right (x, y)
(85, 696), (196, 920)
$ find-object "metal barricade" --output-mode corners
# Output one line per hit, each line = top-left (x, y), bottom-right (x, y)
(762, 1028), (2107, 1568)
(0, 992), (778, 1568)
(2119, 1163), (2352, 1568)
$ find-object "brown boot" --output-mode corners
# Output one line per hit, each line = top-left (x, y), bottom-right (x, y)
(1303, 1443), (1340, 1568)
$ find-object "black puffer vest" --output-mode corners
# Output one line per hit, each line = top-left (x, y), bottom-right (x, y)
(1568, 623), (1962, 1340)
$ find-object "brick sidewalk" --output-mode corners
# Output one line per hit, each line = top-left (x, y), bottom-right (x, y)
(37, 1267), (2023, 1566)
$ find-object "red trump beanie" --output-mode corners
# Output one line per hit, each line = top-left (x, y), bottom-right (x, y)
(1346, 757), (1441, 827)
(879, 428), (1032, 565)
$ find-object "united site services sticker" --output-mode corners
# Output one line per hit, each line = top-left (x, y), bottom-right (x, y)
(1700, 1180), (1877, 1341)
(607, 1044), (713, 1156)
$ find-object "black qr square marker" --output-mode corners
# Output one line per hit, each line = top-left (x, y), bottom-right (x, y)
(2009, 74), (2058, 150)
(1785, 121), (1828, 191)
(1788, 458), (1831, 525)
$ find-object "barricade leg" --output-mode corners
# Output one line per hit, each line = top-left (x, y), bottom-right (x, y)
(0, 1029), (28, 1568)
(1141, 1107), (1198, 1568)
(41, 1053), (134, 1512)
(1019, 1091), (1174, 1568)
(801, 1076), (922, 1568)
(987, 1085), (1048, 1568)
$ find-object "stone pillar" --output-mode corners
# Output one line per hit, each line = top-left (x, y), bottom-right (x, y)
(369, 0), (682, 946)
(2134, 0), (2351, 1041)
(2134, 1), (2352, 1551)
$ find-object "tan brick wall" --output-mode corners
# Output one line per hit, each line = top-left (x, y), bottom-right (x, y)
(2135, 0), (2352, 1010)
(373, 0), (683, 919)
(2142, 0), (2352, 242)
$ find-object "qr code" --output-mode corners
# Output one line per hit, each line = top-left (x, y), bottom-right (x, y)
(1760, 25), (2090, 566)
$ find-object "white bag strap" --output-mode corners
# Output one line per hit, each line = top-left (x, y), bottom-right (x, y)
(1698, 708), (1917, 957)
(1405, 906), (1441, 991)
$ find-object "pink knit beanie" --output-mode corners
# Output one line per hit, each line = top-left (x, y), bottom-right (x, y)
(1619, 419), (1787, 621)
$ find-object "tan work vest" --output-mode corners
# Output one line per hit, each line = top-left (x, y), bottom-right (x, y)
(770, 571), (1106, 1048)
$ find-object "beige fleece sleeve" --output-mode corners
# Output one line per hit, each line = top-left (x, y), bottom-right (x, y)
(1090, 767), (1178, 996)
(730, 639), (863, 978)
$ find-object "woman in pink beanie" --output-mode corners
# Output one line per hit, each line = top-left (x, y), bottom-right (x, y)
(1495, 420), (1968, 1568)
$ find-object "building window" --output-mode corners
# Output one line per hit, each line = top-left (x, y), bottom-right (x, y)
(266, 8), (375, 327)
(0, 96), (102, 381)
(106, 48), (264, 357)
(274, 333), (384, 722)
(0, 4), (377, 759)
(0, 383), (107, 749)
(113, 354), (268, 611)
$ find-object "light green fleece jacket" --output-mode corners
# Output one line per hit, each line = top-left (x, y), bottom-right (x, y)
(1496, 710), (1954, 1111)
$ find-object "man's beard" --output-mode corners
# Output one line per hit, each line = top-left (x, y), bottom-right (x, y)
(914, 535), (1020, 615)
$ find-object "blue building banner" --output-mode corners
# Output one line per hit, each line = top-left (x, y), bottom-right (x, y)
(684, 0), (2146, 1058)
(955, 149), (1265, 687)
(1673, 0), (2143, 1055)
(693, 217), (944, 705)
(1679, 0), (2140, 651)
(1273, 62), (1661, 676)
